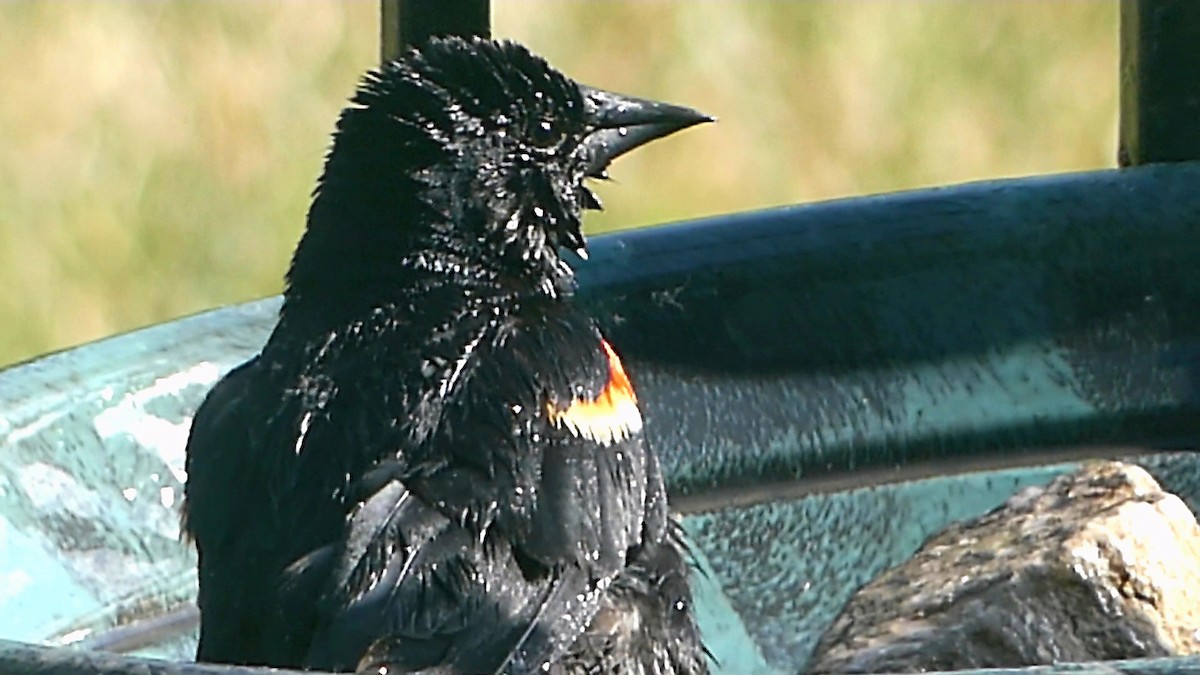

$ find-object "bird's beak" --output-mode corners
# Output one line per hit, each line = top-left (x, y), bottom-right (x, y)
(581, 86), (712, 178)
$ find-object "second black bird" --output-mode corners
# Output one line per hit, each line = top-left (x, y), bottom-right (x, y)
(183, 36), (710, 674)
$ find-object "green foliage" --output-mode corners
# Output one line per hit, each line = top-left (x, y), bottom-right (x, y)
(0, 1), (1116, 367)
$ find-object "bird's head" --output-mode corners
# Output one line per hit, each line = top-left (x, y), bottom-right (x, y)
(286, 37), (710, 307)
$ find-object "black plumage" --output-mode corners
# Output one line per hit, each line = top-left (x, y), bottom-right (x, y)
(182, 37), (710, 674)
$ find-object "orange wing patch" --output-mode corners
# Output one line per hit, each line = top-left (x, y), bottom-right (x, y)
(546, 340), (643, 446)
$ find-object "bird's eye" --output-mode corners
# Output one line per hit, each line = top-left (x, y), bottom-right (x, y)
(528, 118), (558, 149)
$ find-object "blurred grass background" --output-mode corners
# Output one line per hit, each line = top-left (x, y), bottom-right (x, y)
(0, 1), (1117, 368)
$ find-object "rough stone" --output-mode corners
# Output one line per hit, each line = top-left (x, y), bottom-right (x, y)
(808, 461), (1200, 673)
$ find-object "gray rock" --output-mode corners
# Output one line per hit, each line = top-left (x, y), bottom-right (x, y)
(808, 461), (1200, 673)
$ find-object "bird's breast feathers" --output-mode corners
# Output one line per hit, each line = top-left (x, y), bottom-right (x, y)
(545, 340), (643, 446)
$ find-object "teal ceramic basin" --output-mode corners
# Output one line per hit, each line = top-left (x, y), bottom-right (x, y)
(3, 163), (1200, 673)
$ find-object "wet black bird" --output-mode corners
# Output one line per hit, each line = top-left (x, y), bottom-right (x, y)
(182, 37), (710, 674)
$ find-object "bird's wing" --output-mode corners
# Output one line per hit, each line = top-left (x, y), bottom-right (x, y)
(299, 317), (646, 673)
(296, 466), (462, 671)
(299, 460), (601, 675)
(506, 330), (654, 575)
(424, 309), (655, 576)
(455, 319), (662, 673)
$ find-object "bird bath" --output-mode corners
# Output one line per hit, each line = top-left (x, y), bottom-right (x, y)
(4, 164), (1200, 673)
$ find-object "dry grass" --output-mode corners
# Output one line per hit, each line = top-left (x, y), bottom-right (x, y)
(0, 1), (1117, 367)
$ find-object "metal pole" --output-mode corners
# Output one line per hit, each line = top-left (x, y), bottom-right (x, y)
(1118, 0), (1200, 166)
(380, 0), (491, 63)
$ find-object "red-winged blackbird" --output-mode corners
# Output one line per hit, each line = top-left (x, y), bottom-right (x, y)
(182, 37), (711, 674)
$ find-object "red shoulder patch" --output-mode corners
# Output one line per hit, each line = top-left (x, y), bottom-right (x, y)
(546, 340), (643, 445)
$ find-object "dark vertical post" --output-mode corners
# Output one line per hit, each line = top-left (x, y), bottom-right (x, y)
(380, 0), (491, 63)
(1118, 0), (1200, 166)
